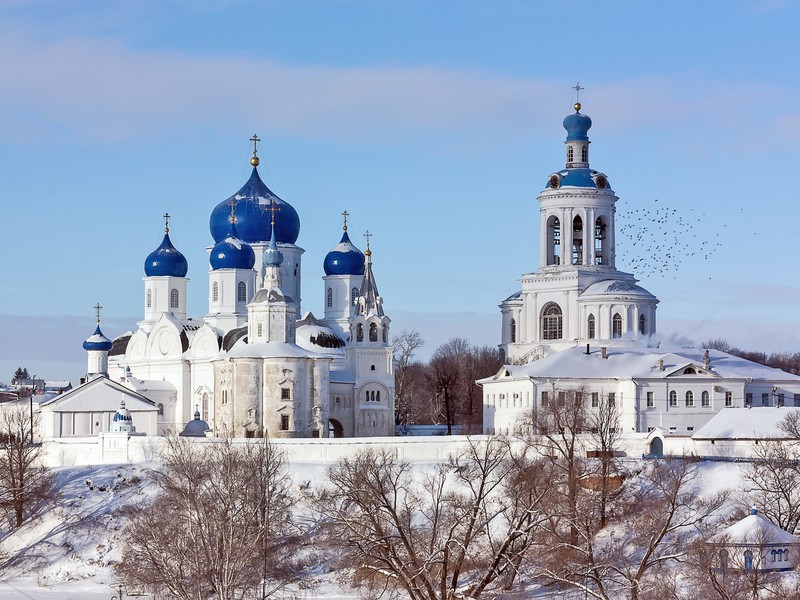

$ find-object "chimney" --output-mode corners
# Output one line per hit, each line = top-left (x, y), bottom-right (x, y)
(600, 347), (607, 359)
(658, 359), (664, 371)
(585, 344), (590, 355)
(703, 349), (710, 370)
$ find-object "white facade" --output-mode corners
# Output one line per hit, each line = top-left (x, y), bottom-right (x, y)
(481, 103), (800, 436)
(95, 150), (394, 439)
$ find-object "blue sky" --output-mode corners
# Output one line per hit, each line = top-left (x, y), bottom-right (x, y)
(1, 0), (799, 383)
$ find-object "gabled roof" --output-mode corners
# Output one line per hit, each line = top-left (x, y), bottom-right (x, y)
(479, 346), (800, 384)
(40, 377), (157, 413)
(692, 407), (800, 440)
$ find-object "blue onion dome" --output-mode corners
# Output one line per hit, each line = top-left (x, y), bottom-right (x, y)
(210, 219), (255, 270)
(324, 228), (365, 276)
(209, 167), (301, 245)
(145, 219), (188, 277)
(83, 325), (113, 351)
(113, 400), (133, 423)
(563, 102), (592, 141)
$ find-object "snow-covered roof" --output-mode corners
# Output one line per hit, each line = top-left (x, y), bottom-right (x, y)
(227, 340), (325, 360)
(125, 377), (177, 394)
(711, 512), (798, 546)
(40, 377), (157, 413)
(692, 407), (800, 440)
(479, 346), (800, 383)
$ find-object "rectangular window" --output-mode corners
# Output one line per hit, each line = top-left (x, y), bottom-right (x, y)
(746, 393), (753, 407)
(779, 393), (785, 407)
(762, 393), (769, 407)
(608, 392), (616, 407)
(281, 388), (291, 400)
(725, 391), (732, 407)
(591, 392), (599, 408)
(558, 391), (566, 406)
(541, 391), (549, 407)
(280, 414), (290, 431)
(646, 391), (654, 408)
(687, 427), (694, 432)
(575, 391), (583, 404)
(795, 394), (800, 407)
(647, 427), (655, 432)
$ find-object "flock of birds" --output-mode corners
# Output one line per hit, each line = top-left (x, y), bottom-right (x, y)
(616, 199), (725, 278)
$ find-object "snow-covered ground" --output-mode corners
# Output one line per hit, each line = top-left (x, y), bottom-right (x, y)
(0, 457), (755, 599)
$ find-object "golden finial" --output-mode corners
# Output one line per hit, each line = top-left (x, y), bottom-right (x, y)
(364, 230), (372, 257)
(94, 302), (103, 325)
(228, 200), (237, 224)
(572, 82), (584, 112)
(341, 209), (349, 232)
(266, 198), (281, 227)
(250, 133), (261, 167)
(163, 212), (170, 233)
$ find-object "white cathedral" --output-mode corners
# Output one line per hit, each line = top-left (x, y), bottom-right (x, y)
(50, 140), (394, 439)
(480, 101), (800, 437)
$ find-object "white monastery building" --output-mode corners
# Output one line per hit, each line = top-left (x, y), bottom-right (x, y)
(46, 139), (394, 439)
(479, 101), (800, 436)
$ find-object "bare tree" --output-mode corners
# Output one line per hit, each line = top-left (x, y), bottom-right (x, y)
(393, 329), (425, 430)
(588, 394), (623, 528)
(117, 436), (297, 600)
(541, 459), (726, 600)
(427, 338), (470, 434)
(740, 439), (800, 534)
(315, 438), (553, 599)
(0, 407), (56, 528)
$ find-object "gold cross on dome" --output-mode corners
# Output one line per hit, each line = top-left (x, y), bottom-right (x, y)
(342, 209), (349, 231)
(94, 302), (103, 324)
(266, 198), (281, 226)
(163, 212), (170, 233)
(228, 199), (237, 223)
(250, 134), (261, 157)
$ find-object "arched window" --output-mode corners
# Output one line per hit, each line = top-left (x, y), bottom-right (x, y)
(572, 215), (583, 265)
(365, 390), (369, 401)
(202, 392), (209, 419)
(595, 218), (606, 265)
(146, 288), (152, 308)
(510, 318), (517, 343)
(212, 282), (219, 302)
(382, 324), (388, 343)
(744, 550), (753, 570)
(702, 390), (710, 407)
(669, 390), (677, 407)
(683, 367), (696, 375)
(612, 313), (623, 338)
(237, 281), (247, 302)
(581, 145), (588, 162)
(587, 314), (596, 339)
(567, 146), (574, 163)
(170, 288), (179, 309)
(351, 287), (359, 304)
(541, 303), (563, 340)
(369, 323), (378, 342)
(547, 216), (561, 266)
(327, 287), (333, 307)
(685, 391), (694, 407)
(157, 403), (164, 416)
(356, 323), (364, 342)
(639, 314), (646, 334)
(257, 322), (263, 337)
(376, 391), (380, 402)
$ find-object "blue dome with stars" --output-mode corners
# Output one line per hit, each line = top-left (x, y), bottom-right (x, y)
(210, 221), (255, 270)
(144, 232), (188, 277)
(82, 325), (113, 352)
(324, 230), (365, 276)
(209, 168), (300, 245)
(563, 105), (592, 141)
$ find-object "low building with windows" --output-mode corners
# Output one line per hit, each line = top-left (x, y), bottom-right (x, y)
(480, 101), (800, 436)
(708, 509), (800, 572)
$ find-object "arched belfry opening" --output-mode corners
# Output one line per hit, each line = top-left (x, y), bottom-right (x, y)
(547, 216), (561, 266)
(541, 302), (563, 340)
(595, 217), (607, 265)
(572, 215), (583, 265)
